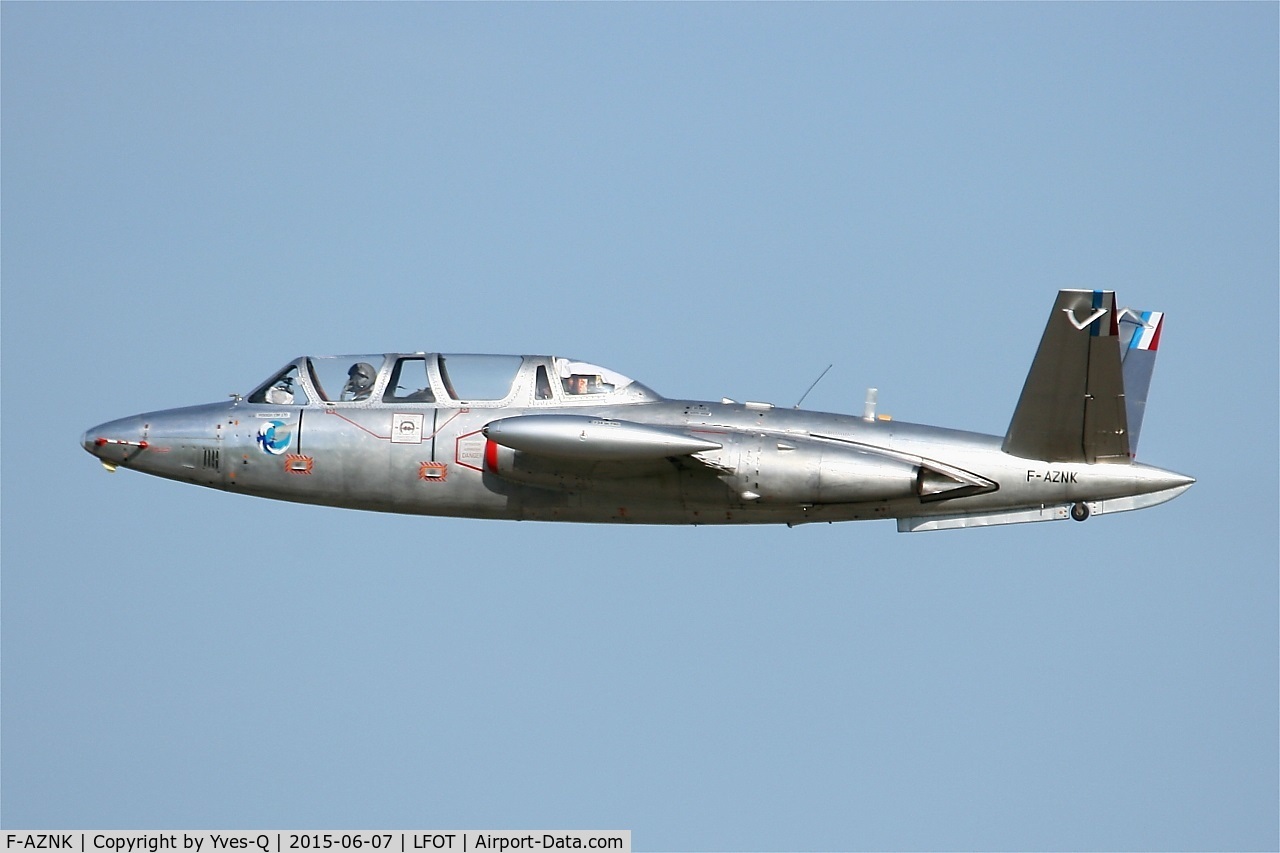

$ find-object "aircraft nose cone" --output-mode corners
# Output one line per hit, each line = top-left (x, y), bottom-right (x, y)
(82, 416), (148, 467)
(82, 423), (114, 458)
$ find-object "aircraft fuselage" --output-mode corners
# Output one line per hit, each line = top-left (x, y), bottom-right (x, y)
(82, 394), (1190, 529)
(82, 294), (1194, 532)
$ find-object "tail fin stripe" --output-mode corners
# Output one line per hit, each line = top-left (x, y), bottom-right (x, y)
(1126, 310), (1164, 351)
(1143, 312), (1163, 351)
(1126, 311), (1150, 350)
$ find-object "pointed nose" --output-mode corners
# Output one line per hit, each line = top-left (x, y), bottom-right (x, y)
(82, 416), (148, 465)
(1133, 463), (1195, 494)
(1151, 467), (1195, 491)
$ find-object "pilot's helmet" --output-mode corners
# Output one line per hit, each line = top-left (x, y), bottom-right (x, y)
(342, 362), (377, 400)
(348, 362), (376, 389)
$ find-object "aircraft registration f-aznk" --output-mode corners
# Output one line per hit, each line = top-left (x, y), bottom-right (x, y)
(83, 290), (1192, 532)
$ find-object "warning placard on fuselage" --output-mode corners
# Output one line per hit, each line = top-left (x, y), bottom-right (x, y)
(391, 413), (425, 444)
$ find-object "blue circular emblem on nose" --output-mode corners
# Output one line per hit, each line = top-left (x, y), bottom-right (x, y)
(256, 420), (293, 455)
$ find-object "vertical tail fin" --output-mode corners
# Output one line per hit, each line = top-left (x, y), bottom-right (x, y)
(1003, 290), (1135, 463)
(1117, 309), (1164, 456)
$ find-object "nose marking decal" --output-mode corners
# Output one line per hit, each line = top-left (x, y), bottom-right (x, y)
(256, 420), (293, 455)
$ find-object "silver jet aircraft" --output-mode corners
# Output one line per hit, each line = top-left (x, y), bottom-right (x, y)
(82, 290), (1192, 531)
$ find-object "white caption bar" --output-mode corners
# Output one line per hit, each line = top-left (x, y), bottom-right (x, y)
(3, 833), (629, 853)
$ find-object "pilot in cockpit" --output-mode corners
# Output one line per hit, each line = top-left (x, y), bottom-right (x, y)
(265, 378), (295, 405)
(563, 373), (616, 396)
(342, 362), (377, 401)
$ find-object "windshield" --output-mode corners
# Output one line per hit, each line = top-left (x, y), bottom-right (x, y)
(247, 362), (311, 406)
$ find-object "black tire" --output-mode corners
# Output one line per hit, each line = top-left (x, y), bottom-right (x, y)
(1070, 502), (1090, 522)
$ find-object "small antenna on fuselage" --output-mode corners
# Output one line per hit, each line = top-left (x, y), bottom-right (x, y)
(794, 364), (833, 409)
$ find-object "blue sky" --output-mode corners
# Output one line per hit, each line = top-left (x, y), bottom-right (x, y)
(3, 4), (1276, 850)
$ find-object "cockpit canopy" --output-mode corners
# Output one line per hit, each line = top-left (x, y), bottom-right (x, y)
(247, 354), (662, 407)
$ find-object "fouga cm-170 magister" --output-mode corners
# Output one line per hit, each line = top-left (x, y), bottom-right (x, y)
(82, 290), (1192, 532)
